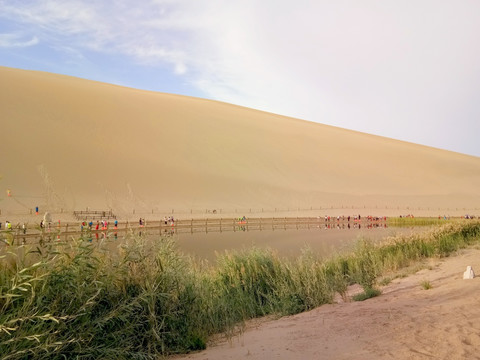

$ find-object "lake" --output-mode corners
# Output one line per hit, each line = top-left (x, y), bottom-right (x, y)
(2, 222), (426, 264)
(114, 223), (423, 263)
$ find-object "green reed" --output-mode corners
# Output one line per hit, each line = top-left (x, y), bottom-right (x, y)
(387, 216), (453, 227)
(1, 221), (479, 359)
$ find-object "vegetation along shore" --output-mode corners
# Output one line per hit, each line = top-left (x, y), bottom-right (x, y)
(1, 220), (479, 359)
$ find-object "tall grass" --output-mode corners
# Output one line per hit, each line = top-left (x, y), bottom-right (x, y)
(387, 216), (452, 227)
(1, 221), (480, 359)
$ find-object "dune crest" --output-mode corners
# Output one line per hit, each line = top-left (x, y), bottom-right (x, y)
(1, 66), (479, 217)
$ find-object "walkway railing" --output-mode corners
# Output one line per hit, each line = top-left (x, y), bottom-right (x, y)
(73, 210), (117, 220)
(1, 217), (391, 243)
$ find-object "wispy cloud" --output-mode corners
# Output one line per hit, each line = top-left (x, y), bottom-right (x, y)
(0, 0), (191, 72)
(0, 33), (39, 47)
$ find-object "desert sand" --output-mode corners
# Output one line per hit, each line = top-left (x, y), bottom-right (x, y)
(1, 66), (480, 222)
(2, 66), (480, 359)
(175, 247), (480, 360)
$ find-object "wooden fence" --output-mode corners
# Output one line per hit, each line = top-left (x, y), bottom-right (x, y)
(1, 217), (389, 243)
(73, 210), (117, 220)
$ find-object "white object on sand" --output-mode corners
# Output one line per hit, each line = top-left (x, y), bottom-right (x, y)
(463, 266), (475, 279)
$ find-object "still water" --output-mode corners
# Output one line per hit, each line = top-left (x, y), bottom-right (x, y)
(2, 224), (426, 264)
(143, 225), (422, 263)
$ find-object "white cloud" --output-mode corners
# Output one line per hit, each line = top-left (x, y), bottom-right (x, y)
(0, 0), (193, 75)
(174, 62), (187, 75)
(0, 33), (38, 47)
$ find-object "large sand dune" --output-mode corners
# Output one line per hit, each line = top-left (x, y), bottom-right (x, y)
(1, 66), (479, 218)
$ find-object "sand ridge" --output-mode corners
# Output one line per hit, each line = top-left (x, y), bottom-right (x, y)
(1, 66), (480, 218)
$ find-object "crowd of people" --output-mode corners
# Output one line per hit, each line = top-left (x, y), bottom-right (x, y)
(80, 219), (119, 231)
(322, 215), (387, 222)
(163, 216), (175, 225)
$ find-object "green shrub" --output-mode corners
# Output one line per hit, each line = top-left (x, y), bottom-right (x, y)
(420, 280), (432, 290)
(352, 287), (381, 301)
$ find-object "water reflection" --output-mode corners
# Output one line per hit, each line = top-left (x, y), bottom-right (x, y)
(171, 224), (416, 263)
(1, 222), (422, 264)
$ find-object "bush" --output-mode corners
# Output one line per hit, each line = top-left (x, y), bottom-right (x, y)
(352, 287), (381, 301)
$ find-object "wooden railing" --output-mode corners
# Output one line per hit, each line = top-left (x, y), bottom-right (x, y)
(1, 217), (391, 243)
(73, 210), (117, 220)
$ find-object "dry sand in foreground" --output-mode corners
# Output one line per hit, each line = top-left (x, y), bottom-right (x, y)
(176, 248), (480, 360)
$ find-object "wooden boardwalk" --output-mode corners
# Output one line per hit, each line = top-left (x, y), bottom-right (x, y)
(1, 217), (387, 243)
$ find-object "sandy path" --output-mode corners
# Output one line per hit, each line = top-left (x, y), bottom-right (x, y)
(175, 248), (480, 360)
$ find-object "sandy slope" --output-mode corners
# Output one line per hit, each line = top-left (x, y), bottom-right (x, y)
(175, 247), (480, 360)
(1, 66), (480, 218)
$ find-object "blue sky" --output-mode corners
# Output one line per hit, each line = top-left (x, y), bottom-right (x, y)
(1, 0), (480, 157)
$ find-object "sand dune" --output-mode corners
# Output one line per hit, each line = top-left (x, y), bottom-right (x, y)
(1, 66), (480, 218)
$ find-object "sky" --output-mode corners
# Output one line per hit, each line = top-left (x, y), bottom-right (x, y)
(1, 0), (480, 157)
